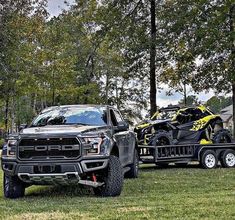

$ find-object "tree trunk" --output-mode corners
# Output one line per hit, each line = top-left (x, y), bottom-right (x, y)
(229, 4), (235, 138)
(10, 96), (15, 133)
(115, 79), (119, 109)
(183, 83), (187, 106)
(31, 93), (37, 117)
(4, 97), (9, 134)
(52, 71), (55, 105)
(105, 73), (109, 105)
(150, 0), (157, 116)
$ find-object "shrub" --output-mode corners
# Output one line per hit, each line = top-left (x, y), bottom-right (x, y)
(0, 139), (5, 150)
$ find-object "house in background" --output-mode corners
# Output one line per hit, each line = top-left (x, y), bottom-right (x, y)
(220, 105), (233, 133)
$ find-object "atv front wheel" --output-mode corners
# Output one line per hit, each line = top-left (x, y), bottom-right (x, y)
(150, 130), (173, 159)
(151, 130), (173, 146)
(94, 155), (124, 197)
(4, 174), (25, 199)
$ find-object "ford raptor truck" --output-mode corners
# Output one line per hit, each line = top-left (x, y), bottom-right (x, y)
(1, 105), (139, 198)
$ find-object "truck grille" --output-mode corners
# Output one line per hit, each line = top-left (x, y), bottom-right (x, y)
(18, 137), (80, 160)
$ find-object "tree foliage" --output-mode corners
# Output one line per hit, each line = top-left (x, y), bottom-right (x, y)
(159, 0), (235, 135)
(0, 0), (234, 136)
(206, 96), (232, 113)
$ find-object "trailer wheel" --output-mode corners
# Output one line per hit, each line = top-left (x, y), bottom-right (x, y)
(201, 150), (218, 169)
(220, 149), (235, 168)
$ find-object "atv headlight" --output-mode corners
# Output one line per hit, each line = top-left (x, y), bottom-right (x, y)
(84, 136), (111, 156)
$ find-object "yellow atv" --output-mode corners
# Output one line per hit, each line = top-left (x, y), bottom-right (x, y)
(134, 105), (232, 146)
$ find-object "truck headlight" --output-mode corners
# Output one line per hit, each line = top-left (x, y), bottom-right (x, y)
(6, 139), (17, 158)
(84, 136), (111, 156)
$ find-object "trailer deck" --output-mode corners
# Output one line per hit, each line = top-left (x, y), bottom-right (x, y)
(138, 142), (235, 168)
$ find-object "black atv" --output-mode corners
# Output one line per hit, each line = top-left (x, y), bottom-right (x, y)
(134, 105), (232, 148)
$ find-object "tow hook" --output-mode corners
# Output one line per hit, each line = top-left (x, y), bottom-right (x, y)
(92, 173), (97, 182)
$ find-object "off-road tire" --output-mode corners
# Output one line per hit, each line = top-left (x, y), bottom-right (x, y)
(150, 130), (173, 146)
(200, 150), (218, 169)
(4, 174), (25, 199)
(125, 149), (139, 178)
(151, 130), (173, 167)
(220, 149), (235, 168)
(94, 155), (123, 197)
(213, 129), (232, 144)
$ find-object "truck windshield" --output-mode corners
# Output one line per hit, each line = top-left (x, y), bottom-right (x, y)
(31, 106), (107, 127)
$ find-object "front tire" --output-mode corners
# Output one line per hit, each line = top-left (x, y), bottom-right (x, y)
(94, 155), (124, 197)
(4, 174), (25, 199)
(125, 149), (139, 178)
(220, 149), (235, 168)
(200, 150), (218, 169)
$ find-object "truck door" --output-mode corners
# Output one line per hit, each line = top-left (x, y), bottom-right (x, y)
(110, 109), (130, 166)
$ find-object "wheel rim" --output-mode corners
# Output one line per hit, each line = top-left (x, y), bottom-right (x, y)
(205, 154), (216, 168)
(225, 153), (235, 167)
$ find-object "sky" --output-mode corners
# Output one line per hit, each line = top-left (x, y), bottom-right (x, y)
(47, 0), (215, 107)
(47, 0), (73, 17)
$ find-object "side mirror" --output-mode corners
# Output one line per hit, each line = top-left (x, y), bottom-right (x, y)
(116, 121), (129, 132)
(19, 124), (27, 132)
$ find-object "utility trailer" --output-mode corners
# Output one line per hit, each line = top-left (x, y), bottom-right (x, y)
(138, 142), (235, 169)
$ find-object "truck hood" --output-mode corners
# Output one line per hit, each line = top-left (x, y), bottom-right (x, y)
(20, 125), (109, 135)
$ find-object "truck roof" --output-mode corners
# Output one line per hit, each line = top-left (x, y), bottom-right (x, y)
(40, 104), (114, 114)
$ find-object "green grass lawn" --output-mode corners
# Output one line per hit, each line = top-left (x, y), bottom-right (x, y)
(0, 164), (234, 220)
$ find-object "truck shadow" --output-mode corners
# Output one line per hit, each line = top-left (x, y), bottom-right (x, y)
(26, 185), (94, 198)
(139, 163), (202, 172)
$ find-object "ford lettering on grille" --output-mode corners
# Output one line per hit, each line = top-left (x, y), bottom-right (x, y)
(20, 145), (80, 152)
(18, 138), (80, 160)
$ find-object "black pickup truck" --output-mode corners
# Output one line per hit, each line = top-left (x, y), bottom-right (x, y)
(1, 105), (139, 198)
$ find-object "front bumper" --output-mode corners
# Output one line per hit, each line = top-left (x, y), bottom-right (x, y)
(1, 157), (109, 186)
